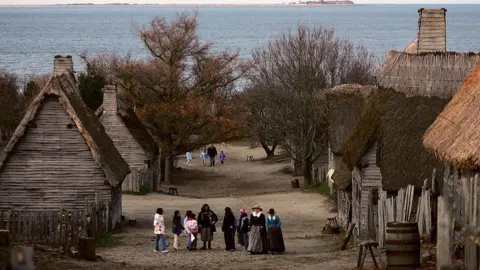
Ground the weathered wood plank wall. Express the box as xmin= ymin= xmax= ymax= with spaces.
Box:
xmin=101 ymin=87 xmax=152 ymax=192
xmin=358 ymin=142 xmax=382 ymax=240
xmin=417 ymin=8 xmax=447 ymax=53
xmin=0 ymin=96 xmax=111 ymax=211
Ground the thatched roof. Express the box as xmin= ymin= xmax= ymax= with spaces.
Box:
xmin=326 ymin=84 xmax=377 ymax=155
xmin=0 ymin=61 xmax=130 ymax=187
xmin=332 ymin=159 xmax=352 ymax=191
xmin=95 ymin=89 xmax=159 ymax=160
xmin=424 ymin=62 xmax=480 ymax=170
xmin=341 ymin=89 xmax=447 ymax=191
xmin=376 ymin=50 xmax=479 ymax=99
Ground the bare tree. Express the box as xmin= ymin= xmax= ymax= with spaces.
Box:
xmin=100 ymin=12 xmax=250 ymax=182
xmin=250 ymin=26 xmax=375 ymax=185
xmin=239 ymin=86 xmax=282 ymax=158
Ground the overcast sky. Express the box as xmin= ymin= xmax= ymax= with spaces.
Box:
xmin=0 ymin=0 xmax=478 ymax=5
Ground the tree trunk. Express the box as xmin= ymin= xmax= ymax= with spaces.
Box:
xmin=260 ymin=141 xmax=278 ymax=159
xmin=159 ymin=154 xmax=166 ymax=182
xmin=165 ymin=156 xmax=171 ymax=184
xmin=303 ymin=158 xmax=313 ymax=186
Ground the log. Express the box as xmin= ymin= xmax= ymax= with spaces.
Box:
xmin=291 ymin=179 xmax=300 ymax=189
xmin=341 ymin=223 xmax=355 ymax=250
xmin=78 ymin=237 xmax=96 ymax=261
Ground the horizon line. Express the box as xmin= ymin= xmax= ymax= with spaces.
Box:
xmin=0 ymin=2 xmax=478 ymax=6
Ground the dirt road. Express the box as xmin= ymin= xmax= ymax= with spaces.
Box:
xmin=38 ymin=145 xmax=362 ymax=269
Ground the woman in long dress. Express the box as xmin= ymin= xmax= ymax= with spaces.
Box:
xmin=222 ymin=207 xmax=236 ymax=251
xmin=266 ymin=208 xmax=285 ymax=253
xmin=247 ymin=205 xmax=268 ymax=254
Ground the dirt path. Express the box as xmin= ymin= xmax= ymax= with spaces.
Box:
xmin=38 ymin=145 xmax=365 ymax=269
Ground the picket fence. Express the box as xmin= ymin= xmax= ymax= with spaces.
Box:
xmin=0 ymin=201 xmax=110 ymax=250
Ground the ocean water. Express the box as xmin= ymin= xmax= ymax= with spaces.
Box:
xmin=1 ymin=4 xmax=480 ymax=74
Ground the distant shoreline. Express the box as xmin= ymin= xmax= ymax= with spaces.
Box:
xmin=0 ymin=3 xmax=356 ymax=8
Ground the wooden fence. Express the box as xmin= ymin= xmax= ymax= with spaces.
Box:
xmin=0 ymin=201 xmax=110 ymax=250
xmin=461 ymin=172 xmax=480 ymax=270
xmin=122 ymin=167 xmax=156 ymax=193
xmin=312 ymin=166 xmax=328 ymax=186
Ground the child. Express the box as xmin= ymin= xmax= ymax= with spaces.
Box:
xmin=185 ymin=213 xmax=198 ymax=251
xmin=219 ymin=151 xmax=226 ymax=164
xmin=153 ymin=208 xmax=168 ymax=253
xmin=172 ymin=210 xmax=184 ymax=250
xmin=186 ymin=151 xmax=193 ymax=167
xmin=184 ymin=210 xmax=192 ymax=247
xmin=200 ymin=151 xmax=207 ymax=166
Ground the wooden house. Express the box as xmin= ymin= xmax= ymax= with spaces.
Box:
xmin=340 ymin=50 xmax=478 ymax=241
xmin=0 ymin=56 xmax=130 ymax=227
xmin=95 ymin=85 xmax=159 ymax=192
xmin=423 ymin=62 xmax=480 ymax=269
xmin=325 ymin=84 xmax=376 ymax=228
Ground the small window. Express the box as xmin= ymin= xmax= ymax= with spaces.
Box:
xmin=66 ymin=123 xmax=74 ymax=129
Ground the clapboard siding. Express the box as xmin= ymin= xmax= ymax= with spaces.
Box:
xmin=418 ymin=9 xmax=446 ymax=53
xmin=0 ymin=96 xmax=111 ymax=211
xmin=358 ymin=142 xmax=382 ymax=240
xmin=101 ymin=88 xmax=150 ymax=190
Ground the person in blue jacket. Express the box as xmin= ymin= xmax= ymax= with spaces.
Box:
xmin=266 ymin=208 xmax=285 ymax=253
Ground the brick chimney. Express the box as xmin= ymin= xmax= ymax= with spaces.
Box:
xmin=103 ymin=84 xmax=118 ymax=113
xmin=53 ymin=55 xmax=74 ymax=76
xmin=417 ymin=8 xmax=447 ymax=53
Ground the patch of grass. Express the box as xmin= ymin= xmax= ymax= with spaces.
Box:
xmin=96 ymin=232 xmax=120 ymax=248
xmin=122 ymin=185 xmax=150 ymax=195
xmin=307 ymin=183 xmax=331 ymax=197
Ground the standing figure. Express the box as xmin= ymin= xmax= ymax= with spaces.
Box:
xmin=222 ymin=207 xmax=236 ymax=251
xmin=266 ymin=208 xmax=285 ymax=253
xmin=185 ymin=213 xmax=199 ymax=251
xmin=197 ymin=203 xmax=218 ymax=250
xmin=153 ymin=208 xmax=168 ymax=253
xmin=219 ymin=151 xmax=226 ymax=164
xmin=207 ymin=144 xmax=217 ymax=167
xmin=186 ymin=151 xmax=193 ymax=167
xmin=238 ymin=208 xmax=249 ymax=251
xmin=200 ymin=151 xmax=208 ymax=166
xmin=172 ymin=210 xmax=184 ymax=250
xmin=184 ymin=210 xmax=192 ymax=248
xmin=247 ymin=205 xmax=268 ymax=254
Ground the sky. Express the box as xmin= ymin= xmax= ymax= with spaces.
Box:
xmin=0 ymin=0 xmax=478 ymax=5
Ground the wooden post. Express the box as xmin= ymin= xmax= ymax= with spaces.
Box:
xmin=437 ymin=196 xmax=454 ymax=269
xmin=78 ymin=237 xmax=96 ymax=261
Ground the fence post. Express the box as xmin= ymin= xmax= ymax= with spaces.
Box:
xmin=437 ymin=196 xmax=454 ymax=268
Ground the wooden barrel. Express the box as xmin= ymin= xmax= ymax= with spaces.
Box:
xmin=385 ymin=222 xmax=420 ymax=270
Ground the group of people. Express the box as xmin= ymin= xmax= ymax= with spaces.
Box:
xmin=186 ymin=144 xmax=226 ymax=167
xmin=153 ymin=204 xmax=285 ymax=255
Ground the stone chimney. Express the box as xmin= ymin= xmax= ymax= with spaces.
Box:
xmin=103 ymin=84 xmax=118 ymax=113
xmin=53 ymin=55 xmax=74 ymax=76
xmin=417 ymin=8 xmax=447 ymax=53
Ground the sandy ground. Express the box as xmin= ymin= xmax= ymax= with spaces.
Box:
xmin=37 ymin=145 xmax=376 ymax=270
